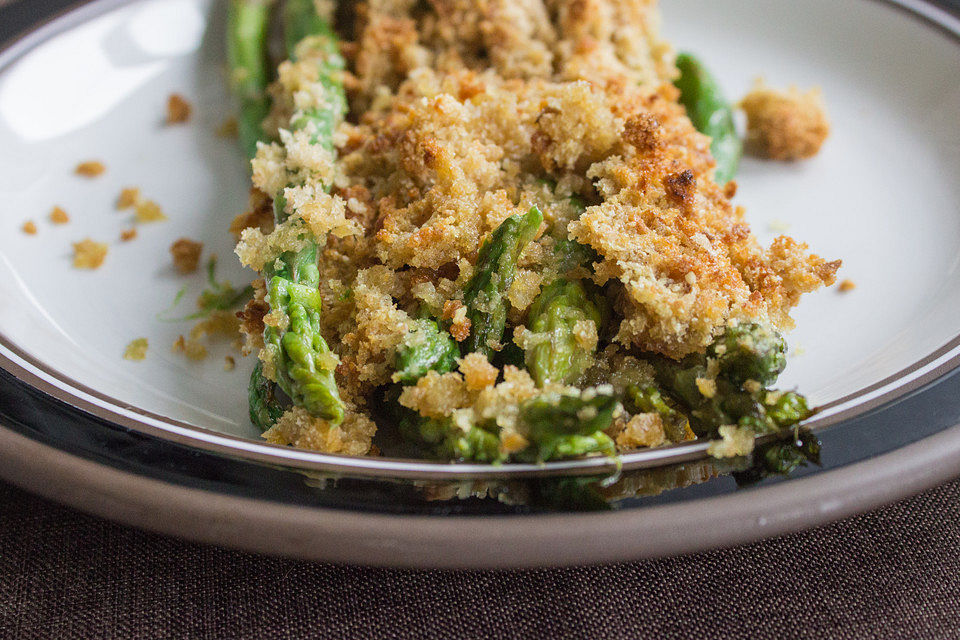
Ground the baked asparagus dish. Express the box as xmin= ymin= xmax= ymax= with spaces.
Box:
xmin=228 ymin=0 xmax=840 ymax=464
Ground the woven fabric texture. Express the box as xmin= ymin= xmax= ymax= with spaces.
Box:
xmin=1 ymin=478 xmax=960 ymax=639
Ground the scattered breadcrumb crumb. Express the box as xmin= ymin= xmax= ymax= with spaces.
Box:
xmin=169 ymin=237 xmax=203 ymax=274
xmin=166 ymin=94 xmax=192 ymax=124
xmin=117 ymin=188 xmax=141 ymax=210
xmin=616 ymin=413 xmax=666 ymax=449
xmin=173 ymin=335 xmax=206 ymax=360
xmin=740 ymin=81 xmax=830 ymax=161
xmin=459 ymin=352 xmax=498 ymax=390
xmin=216 ymin=116 xmax=239 ymax=138
xmin=72 ymin=238 xmax=108 ymax=269
xmin=224 ymin=355 xmax=236 ymax=371
xmin=173 ymin=311 xmax=243 ymax=361
xmin=839 ymin=279 xmax=856 ymax=292
xmin=123 ymin=338 xmax=148 ymax=361
xmin=707 ymin=425 xmax=756 ymax=458
xmin=120 ymin=228 xmax=138 ymax=242
xmin=21 ymin=221 xmax=37 ymax=235
xmin=49 ymin=206 xmax=70 ymax=225
xmin=75 ymin=161 xmax=106 ymax=177
xmin=134 ymin=199 xmax=168 ymax=223
xmin=695 ymin=377 xmax=717 ymax=399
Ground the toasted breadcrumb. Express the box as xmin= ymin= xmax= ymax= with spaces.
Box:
xmin=72 ymin=238 xmax=108 ymax=269
xmin=263 ymin=405 xmax=376 ymax=456
xmin=216 ymin=116 xmax=239 ymax=138
xmin=49 ymin=206 xmax=70 ymax=225
xmin=173 ymin=310 xmax=243 ymax=361
xmin=615 ymin=413 xmax=666 ymax=449
xmin=839 ymin=279 xmax=856 ymax=292
xmin=169 ymin=237 xmax=203 ymax=274
xmin=173 ymin=335 xmax=206 ymax=360
xmin=460 ymin=352 xmax=499 ymax=391
xmin=695 ymin=377 xmax=717 ymax=399
xmin=166 ymin=93 xmax=192 ymax=124
xmin=117 ymin=188 xmax=141 ymax=210
xmin=707 ymin=425 xmax=756 ymax=458
xmin=229 ymin=189 xmax=274 ymax=240
xmin=75 ymin=161 xmax=106 ymax=177
xmin=120 ymin=228 xmax=138 ymax=242
xmin=21 ymin=221 xmax=37 ymax=235
xmin=237 ymin=279 xmax=268 ymax=355
xmin=135 ymin=199 xmax=168 ymax=223
xmin=740 ymin=81 xmax=830 ymax=161
xmin=224 ymin=355 xmax=236 ymax=371
xmin=123 ymin=338 xmax=148 ymax=361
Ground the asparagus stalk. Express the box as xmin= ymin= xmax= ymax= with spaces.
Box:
xmin=243 ymin=1 xmax=347 ymax=424
xmin=227 ymin=0 xmax=288 ymax=429
xmin=462 ymin=206 xmax=543 ymax=359
xmin=517 ymin=390 xmax=618 ymax=462
xmin=393 ymin=320 xmax=460 ymax=385
xmin=227 ymin=0 xmax=273 ymax=160
xmin=651 ymin=324 xmax=810 ymax=437
xmin=674 ymin=52 xmax=743 ymax=185
xmin=399 ymin=389 xmax=618 ymax=464
xmin=249 ymin=361 xmax=286 ymax=431
xmin=524 ymin=279 xmax=605 ymax=386
xmin=398 ymin=414 xmax=503 ymax=463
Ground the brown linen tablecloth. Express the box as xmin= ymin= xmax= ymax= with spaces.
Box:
xmin=2 ymin=477 xmax=959 ymax=639
xmin=2 ymin=0 xmax=960 ymax=637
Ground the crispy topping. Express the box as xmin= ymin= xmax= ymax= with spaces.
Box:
xmin=166 ymin=93 xmax=193 ymax=124
xmin=740 ymin=81 xmax=830 ymax=161
xmin=72 ymin=238 xmax=108 ymax=269
xmin=169 ymin=237 xmax=204 ymax=274
xmin=49 ymin=206 xmax=70 ymax=225
xmin=75 ymin=161 xmax=106 ymax=177
xmin=123 ymin=338 xmax=149 ymax=361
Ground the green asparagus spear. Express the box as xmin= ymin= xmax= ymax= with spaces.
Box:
xmin=524 ymin=279 xmax=605 ymax=386
xmin=394 ymin=320 xmax=460 ymax=384
xmin=650 ymin=324 xmax=811 ymax=437
xmin=398 ymin=414 xmax=503 ymax=463
xmin=263 ymin=273 xmax=344 ymax=422
xmin=257 ymin=3 xmax=347 ymax=423
xmin=763 ymin=390 xmax=811 ymax=428
xmin=707 ymin=321 xmax=786 ymax=386
xmin=249 ymin=361 xmax=287 ymax=431
xmin=554 ymin=237 xmax=600 ymax=277
xmin=517 ymin=390 xmax=618 ymax=462
xmin=228 ymin=0 xmax=287 ymax=429
xmin=674 ymin=52 xmax=742 ymax=184
xmin=398 ymin=389 xmax=619 ymax=463
xmin=227 ymin=0 xmax=273 ymax=160
xmin=463 ymin=206 xmax=543 ymax=359
xmin=283 ymin=0 xmax=339 ymax=58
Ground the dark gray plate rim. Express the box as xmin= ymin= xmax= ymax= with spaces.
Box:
xmin=0 ymin=0 xmax=959 ymax=568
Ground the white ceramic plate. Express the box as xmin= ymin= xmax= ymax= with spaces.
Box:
xmin=1 ymin=0 xmax=960 ymax=568
xmin=0 ymin=0 xmax=959 ymax=468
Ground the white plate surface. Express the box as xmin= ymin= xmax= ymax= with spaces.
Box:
xmin=0 ymin=0 xmax=958 ymax=442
